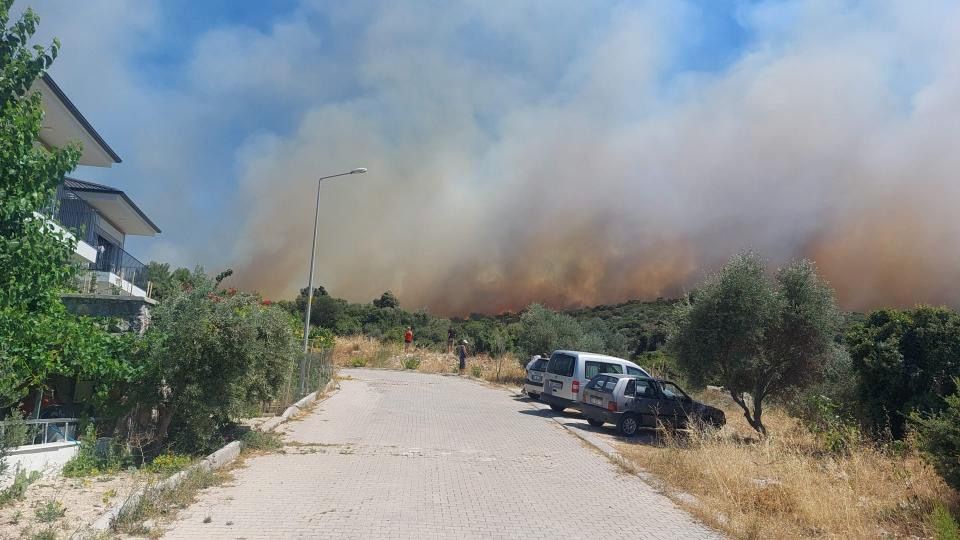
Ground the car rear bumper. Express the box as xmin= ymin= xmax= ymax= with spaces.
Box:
xmin=539 ymin=393 xmax=579 ymax=410
xmin=578 ymin=403 xmax=622 ymax=424
xmin=524 ymin=378 xmax=543 ymax=388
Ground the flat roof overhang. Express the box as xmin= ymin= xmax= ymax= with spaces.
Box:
xmin=33 ymin=75 xmax=121 ymax=168
xmin=71 ymin=188 xmax=161 ymax=236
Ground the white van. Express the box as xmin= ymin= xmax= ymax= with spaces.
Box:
xmin=538 ymin=350 xmax=650 ymax=412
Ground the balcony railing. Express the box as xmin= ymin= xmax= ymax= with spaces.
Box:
xmin=93 ymin=243 xmax=149 ymax=291
xmin=47 ymin=186 xmax=149 ymax=294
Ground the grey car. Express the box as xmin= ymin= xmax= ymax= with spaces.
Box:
xmin=578 ymin=374 xmax=725 ymax=436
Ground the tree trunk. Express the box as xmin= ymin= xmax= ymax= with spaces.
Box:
xmin=730 ymin=390 xmax=767 ymax=437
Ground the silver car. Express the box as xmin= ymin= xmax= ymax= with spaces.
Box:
xmin=523 ymin=355 xmax=548 ymax=399
xmin=579 ymin=373 xmax=725 ymax=436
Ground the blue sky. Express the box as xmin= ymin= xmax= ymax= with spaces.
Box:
xmin=16 ymin=1 xmax=960 ymax=312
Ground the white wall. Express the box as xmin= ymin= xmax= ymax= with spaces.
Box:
xmin=0 ymin=442 xmax=79 ymax=488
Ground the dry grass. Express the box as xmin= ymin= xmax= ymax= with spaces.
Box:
xmin=617 ymin=389 xmax=960 ymax=539
xmin=333 ymin=335 xmax=526 ymax=386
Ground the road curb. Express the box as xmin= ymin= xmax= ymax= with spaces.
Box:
xmin=73 ymin=377 xmax=339 ymax=539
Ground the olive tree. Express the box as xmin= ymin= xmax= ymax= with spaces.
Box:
xmin=671 ymin=253 xmax=840 ymax=436
xmin=137 ymin=271 xmax=300 ymax=453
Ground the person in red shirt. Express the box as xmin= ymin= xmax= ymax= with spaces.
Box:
xmin=404 ymin=327 xmax=414 ymax=352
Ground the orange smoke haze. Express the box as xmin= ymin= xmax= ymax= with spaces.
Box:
xmin=226 ymin=2 xmax=960 ymax=315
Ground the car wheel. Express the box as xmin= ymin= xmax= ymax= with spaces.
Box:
xmin=549 ymin=404 xmax=565 ymax=412
xmin=587 ymin=418 xmax=604 ymax=427
xmin=617 ymin=414 xmax=640 ymax=437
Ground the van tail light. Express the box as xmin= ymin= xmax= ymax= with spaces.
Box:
xmin=607 ymin=401 xmax=618 ymax=412
xmin=572 ymin=380 xmax=580 ymax=394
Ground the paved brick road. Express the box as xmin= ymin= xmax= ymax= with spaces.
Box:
xmin=163 ymin=369 xmax=719 ymax=539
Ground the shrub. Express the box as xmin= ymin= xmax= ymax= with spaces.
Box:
xmin=146 ymin=453 xmax=192 ymax=475
xmin=403 ymin=357 xmax=421 ymax=370
xmin=61 ymin=425 xmax=125 ymax=477
xmin=471 ymin=365 xmax=483 ymax=378
xmin=0 ymin=469 xmax=40 ymax=506
xmin=849 ymin=307 xmax=960 ymax=438
xmin=34 ymin=500 xmax=65 ymax=523
xmin=240 ymin=430 xmax=283 ymax=452
xmin=350 ymin=358 xmax=367 ymax=367
xmin=928 ymin=502 xmax=960 ymax=540
xmin=912 ymin=380 xmax=960 ymax=491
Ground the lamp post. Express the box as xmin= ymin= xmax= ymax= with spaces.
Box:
xmin=300 ymin=167 xmax=367 ymax=396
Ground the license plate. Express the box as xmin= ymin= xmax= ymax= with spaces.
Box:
xmin=590 ymin=396 xmax=602 ymax=405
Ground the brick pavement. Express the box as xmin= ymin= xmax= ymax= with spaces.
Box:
xmin=162 ymin=369 xmax=720 ymax=539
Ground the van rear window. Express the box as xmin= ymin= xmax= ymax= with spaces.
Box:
xmin=547 ymin=353 xmax=576 ymax=377
xmin=584 ymin=361 xmax=623 ymax=380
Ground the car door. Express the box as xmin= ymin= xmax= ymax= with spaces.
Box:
xmin=543 ymin=352 xmax=577 ymax=402
xmin=627 ymin=379 xmax=662 ymax=428
xmin=655 ymin=381 xmax=689 ymax=427
xmin=659 ymin=381 xmax=695 ymax=427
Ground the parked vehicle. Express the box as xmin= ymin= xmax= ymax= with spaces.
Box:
xmin=523 ymin=355 xmax=549 ymax=399
xmin=579 ymin=373 xmax=725 ymax=436
xmin=538 ymin=350 xmax=650 ymax=412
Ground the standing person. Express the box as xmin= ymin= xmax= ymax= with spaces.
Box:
xmin=404 ymin=327 xmax=414 ymax=352
xmin=447 ymin=326 xmax=456 ymax=353
xmin=457 ymin=339 xmax=469 ymax=374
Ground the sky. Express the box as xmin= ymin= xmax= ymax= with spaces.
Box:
xmin=16 ymin=0 xmax=960 ymax=314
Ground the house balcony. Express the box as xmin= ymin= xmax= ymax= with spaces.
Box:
xmin=46 ymin=187 xmax=151 ymax=299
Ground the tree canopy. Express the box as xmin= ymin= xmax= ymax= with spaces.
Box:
xmin=671 ymin=253 xmax=840 ymax=435
xmin=0 ymin=2 xmax=124 ymax=409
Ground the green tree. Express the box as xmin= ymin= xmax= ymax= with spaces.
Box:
xmin=373 ymin=290 xmax=400 ymax=309
xmin=911 ymin=380 xmax=960 ymax=491
xmin=847 ymin=306 xmax=960 ymax=438
xmin=0 ymin=2 xmax=124 ymax=409
xmin=671 ymin=253 xmax=840 ymax=436
xmin=137 ymin=271 xmax=299 ymax=453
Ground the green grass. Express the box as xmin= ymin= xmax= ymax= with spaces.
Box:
xmin=929 ymin=502 xmax=960 ymax=540
xmin=113 ymin=466 xmax=227 ymax=535
xmin=240 ymin=429 xmax=283 ymax=453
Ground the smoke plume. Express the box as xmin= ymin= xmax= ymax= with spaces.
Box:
xmin=228 ymin=1 xmax=960 ymax=315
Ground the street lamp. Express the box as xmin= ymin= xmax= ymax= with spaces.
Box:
xmin=300 ymin=167 xmax=367 ymax=396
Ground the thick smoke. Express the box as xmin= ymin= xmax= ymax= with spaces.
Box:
xmin=230 ymin=1 xmax=960 ymax=315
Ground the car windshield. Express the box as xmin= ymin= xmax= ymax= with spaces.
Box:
xmin=660 ymin=382 xmax=689 ymax=400
xmin=532 ymin=359 xmax=547 ymax=371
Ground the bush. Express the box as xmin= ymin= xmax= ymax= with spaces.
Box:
xmin=928 ymin=502 xmax=960 ymax=540
xmin=350 ymin=358 xmax=367 ymax=367
xmin=0 ymin=469 xmax=40 ymax=506
xmin=848 ymin=307 xmax=960 ymax=438
xmin=240 ymin=429 xmax=283 ymax=452
xmin=912 ymin=380 xmax=960 ymax=491
xmin=471 ymin=365 xmax=483 ymax=378
xmin=145 ymin=453 xmax=192 ymax=475
xmin=61 ymin=425 xmax=126 ymax=477
xmin=403 ymin=357 xmax=421 ymax=370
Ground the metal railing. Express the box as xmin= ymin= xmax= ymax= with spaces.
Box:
xmin=50 ymin=186 xmax=99 ymax=246
xmin=0 ymin=418 xmax=81 ymax=447
xmin=46 ymin=186 xmax=149 ymax=293
xmin=93 ymin=243 xmax=149 ymax=291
